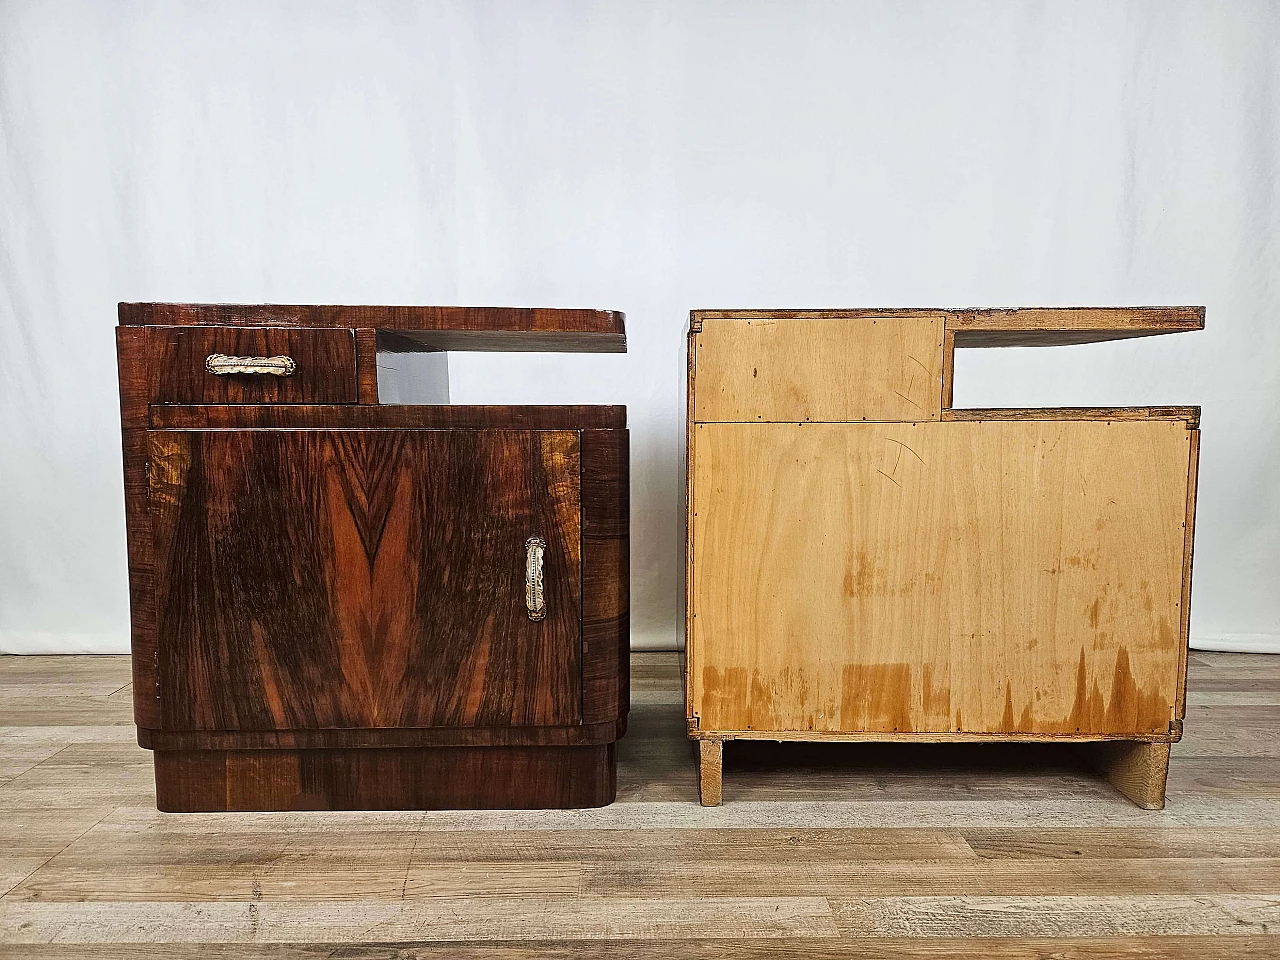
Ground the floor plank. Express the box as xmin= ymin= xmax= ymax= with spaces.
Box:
xmin=0 ymin=897 xmax=838 ymax=943
xmin=0 ymin=698 xmax=134 ymax=727
xmin=0 ymin=649 xmax=1276 ymax=952
xmin=1167 ymin=757 xmax=1280 ymax=797
xmin=962 ymin=826 xmax=1280 ymax=860
xmin=0 ymin=657 xmax=131 ymax=683
xmin=0 ymin=861 xmax=48 ymax=899
xmin=43 ymin=826 xmax=975 ymax=867
xmin=585 ymin=857 xmax=1280 ymax=897
xmin=0 ymin=743 xmax=66 ymax=780
xmin=832 ymin=894 xmax=1280 ymax=937
xmin=0 ymin=726 xmax=138 ymax=745
xmin=0 ymin=938 xmax=1278 ymax=959
xmin=5 ymin=861 xmax=587 ymax=903
xmin=0 ymin=807 xmax=117 ymax=860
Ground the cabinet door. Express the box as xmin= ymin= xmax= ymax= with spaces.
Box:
xmin=149 ymin=429 xmax=582 ymax=730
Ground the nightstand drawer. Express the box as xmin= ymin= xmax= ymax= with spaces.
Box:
xmin=151 ymin=327 xmax=357 ymax=404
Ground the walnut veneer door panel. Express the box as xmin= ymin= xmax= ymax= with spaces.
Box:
xmin=689 ymin=420 xmax=1193 ymax=736
xmin=149 ymin=429 xmax=582 ymax=730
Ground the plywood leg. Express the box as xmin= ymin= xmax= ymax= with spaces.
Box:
xmin=698 ymin=739 xmax=723 ymax=806
xmin=1096 ymin=741 xmax=1171 ymax=810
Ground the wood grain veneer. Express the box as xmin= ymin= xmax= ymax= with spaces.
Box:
xmin=115 ymin=327 xmax=160 ymax=727
xmin=354 ymin=327 xmax=380 ymax=403
xmin=149 ymin=429 xmax=582 ymax=731
xmin=149 ymin=404 xmax=628 ymax=430
xmin=137 ymin=721 xmax=624 ymax=750
xmin=149 ymin=327 xmax=357 ymax=404
xmin=581 ymin=429 xmax=630 ymax=727
xmin=153 ymin=745 xmax=616 ymax=811
xmin=115 ymin=303 xmax=629 ymax=810
xmin=120 ymin=303 xmax=627 ymax=352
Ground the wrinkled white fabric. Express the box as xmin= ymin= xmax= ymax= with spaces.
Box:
xmin=1 ymin=1 xmax=1277 ymax=653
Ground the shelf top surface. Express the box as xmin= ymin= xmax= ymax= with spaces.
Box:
xmin=118 ymin=303 xmax=627 ymax=353
xmin=689 ymin=306 xmax=1204 ymax=347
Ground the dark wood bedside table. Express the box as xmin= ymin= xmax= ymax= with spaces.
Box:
xmin=116 ymin=304 xmax=629 ymax=811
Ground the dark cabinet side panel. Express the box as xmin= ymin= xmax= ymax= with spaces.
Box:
xmin=149 ymin=429 xmax=582 ymax=730
xmin=581 ymin=429 xmax=629 ymax=725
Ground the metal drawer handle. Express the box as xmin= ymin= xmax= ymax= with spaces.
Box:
xmin=525 ymin=537 xmax=546 ymax=621
xmin=205 ymin=354 xmax=297 ymax=376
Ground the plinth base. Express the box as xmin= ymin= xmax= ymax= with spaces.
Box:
xmin=153 ymin=744 xmax=616 ymax=812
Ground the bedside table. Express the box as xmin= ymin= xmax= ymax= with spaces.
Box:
xmin=684 ymin=307 xmax=1202 ymax=808
xmin=116 ymin=304 xmax=628 ymax=811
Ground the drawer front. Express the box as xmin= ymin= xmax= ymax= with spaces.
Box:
xmin=148 ymin=428 xmax=583 ymax=731
xmin=151 ymin=327 xmax=357 ymax=404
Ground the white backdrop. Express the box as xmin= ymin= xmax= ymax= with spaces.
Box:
xmin=1 ymin=1 xmax=1277 ymax=654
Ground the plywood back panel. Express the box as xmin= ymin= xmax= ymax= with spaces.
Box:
xmin=692 ymin=316 xmax=944 ymax=423
xmin=688 ymin=420 xmax=1194 ymax=737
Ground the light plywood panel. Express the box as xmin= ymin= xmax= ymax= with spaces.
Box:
xmin=689 ymin=420 xmax=1193 ymax=737
xmin=692 ymin=316 xmax=943 ymax=423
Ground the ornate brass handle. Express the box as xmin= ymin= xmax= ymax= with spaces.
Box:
xmin=525 ymin=537 xmax=546 ymax=621
xmin=205 ymin=354 xmax=297 ymax=376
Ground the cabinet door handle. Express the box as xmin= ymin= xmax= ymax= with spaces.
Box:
xmin=525 ymin=536 xmax=547 ymax=621
xmin=205 ymin=354 xmax=297 ymax=376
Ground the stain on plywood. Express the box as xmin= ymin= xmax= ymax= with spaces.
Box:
xmin=840 ymin=664 xmax=914 ymax=732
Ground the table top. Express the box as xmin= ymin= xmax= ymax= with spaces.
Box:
xmin=689 ymin=306 xmax=1204 ymax=347
xmin=118 ymin=303 xmax=627 ymax=353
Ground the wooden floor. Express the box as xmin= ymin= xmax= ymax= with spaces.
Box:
xmin=0 ymin=652 xmax=1278 ymax=958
